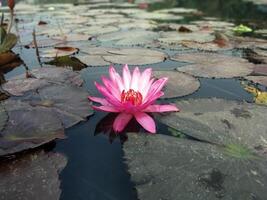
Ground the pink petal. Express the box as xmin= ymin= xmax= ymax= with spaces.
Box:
xmin=130 ymin=67 xmax=140 ymax=91
xmin=140 ymin=91 xmax=165 ymax=110
xmin=134 ymin=112 xmax=156 ymax=133
xmin=141 ymin=78 xmax=154 ymax=99
xmin=101 ymin=76 xmax=121 ymax=100
xmin=143 ymin=104 xmax=179 ymax=112
xmin=123 ymin=64 xmax=131 ymax=91
xmin=109 ymin=65 xmax=125 ymax=92
xmin=95 ymin=82 xmax=122 ymax=107
xmin=88 ymin=96 xmax=110 ymax=106
xmin=144 ymin=77 xmax=168 ymax=102
xmin=113 ymin=113 xmax=133 ymax=132
xmin=92 ymin=105 xmax=120 ymax=112
xmin=139 ymin=68 xmax=152 ymax=94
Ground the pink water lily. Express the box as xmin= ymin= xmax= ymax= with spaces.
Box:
xmin=88 ymin=64 xmax=179 ymax=133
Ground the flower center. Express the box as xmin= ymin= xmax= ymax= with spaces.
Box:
xmin=121 ymin=89 xmax=143 ymax=105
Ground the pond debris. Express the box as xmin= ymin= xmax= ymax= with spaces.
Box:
xmin=242 ymin=84 xmax=267 ymax=105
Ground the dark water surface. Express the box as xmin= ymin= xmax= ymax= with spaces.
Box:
xmin=1 ymin=0 xmax=266 ymax=199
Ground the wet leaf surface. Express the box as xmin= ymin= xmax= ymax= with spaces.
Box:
xmin=173 ymin=52 xmax=254 ymax=78
xmin=103 ymin=48 xmax=167 ymax=65
xmin=158 ymin=98 xmax=267 ymax=149
xmin=124 ymin=133 xmax=267 ymax=200
xmin=0 ymin=150 xmax=67 ymax=200
xmin=0 ymin=100 xmax=65 ymax=156
xmin=153 ymin=70 xmax=200 ymax=98
xmin=40 ymin=46 xmax=79 ymax=58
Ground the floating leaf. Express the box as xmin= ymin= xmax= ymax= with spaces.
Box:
xmin=52 ymin=33 xmax=91 ymax=42
xmin=75 ymin=55 xmax=110 ymax=66
xmin=246 ymin=76 xmax=267 ymax=87
xmin=130 ymin=12 xmax=184 ymax=21
xmin=0 ymin=150 xmax=67 ymax=199
xmin=233 ymin=24 xmax=253 ymax=34
xmin=172 ymin=52 xmax=254 ymax=78
xmin=251 ymin=64 xmax=267 ymax=76
xmin=158 ymin=31 xmax=215 ymax=44
xmin=0 ymin=100 xmax=65 ymax=156
xmin=103 ymin=48 xmax=167 ymax=65
xmin=40 ymin=46 xmax=78 ymax=58
xmin=124 ymin=133 xmax=267 ymax=200
xmin=158 ymin=98 xmax=267 ymax=149
xmin=153 ymin=70 xmax=200 ymax=98
xmin=29 ymin=84 xmax=93 ymax=128
xmin=97 ymin=30 xmax=159 ymax=46
xmin=2 ymin=78 xmax=49 ymax=96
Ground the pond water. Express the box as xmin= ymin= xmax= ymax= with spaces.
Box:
xmin=0 ymin=0 xmax=267 ymax=200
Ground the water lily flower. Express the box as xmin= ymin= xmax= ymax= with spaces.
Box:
xmin=88 ymin=64 xmax=179 ymax=133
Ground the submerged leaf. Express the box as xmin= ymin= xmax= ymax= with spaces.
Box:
xmin=0 ymin=104 xmax=8 ymax=132
xmin=45 ymin=56 xmax=87 ymax=71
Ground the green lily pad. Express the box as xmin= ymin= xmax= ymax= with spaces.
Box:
xmin=0 ymin=150 xmax=67 ymax=199
xmin=124 ymin=133 xmax=267 ymax=200
xmin=75 ymin=55 xmax=110 ymax=66
xmin=103 ymin=48 xmax=167 ymax=65
xmin=0 ymin=100 xmax=65 ymax=156
xmin=153 ymin=70 xmax=200 ymax=98
xmin=130 ymin=12 xmax=184 ymax=21
xmin=172 ymin=52 xmax=254 ymax=78
xmin=45 ymin=56 xmax=87 ymax=71
xmin=158 ymin=98 xmax=267 ymax=150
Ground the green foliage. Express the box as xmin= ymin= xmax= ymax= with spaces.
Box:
xmin=0 ymin=27 xmax=17 ymax=54
xmin=223 ymin=143 xmax=257 ymax=159
xmin=233 ymin=24 xmax=253 ymax=34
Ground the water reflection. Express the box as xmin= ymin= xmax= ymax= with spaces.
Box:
xmin=95 ymin=113 xmax=141 ymax=144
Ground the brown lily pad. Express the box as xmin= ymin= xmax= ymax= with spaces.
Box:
xmin=153 ymin=70 xmax=200 ymax=98
xmin=0 ymin=150 xmax=67 ymax=200
xmin=0 ymin=52 xmax=19 ymax=66
xmin=40 ymin=46 xmax=78 ymax=58
xmin=0 ymin=100 xmax=65 ymax=156
xmin=173 ymin=52 xmax=254 ymax=78
xmin=251 ymin=64 xmax=267 ymax=76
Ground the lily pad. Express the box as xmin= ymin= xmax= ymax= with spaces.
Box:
xmin=0 ymin=100 xmax=65 ymax=156
xmin=76 ymin=55 xmax=110 ymax=66
xmin=246 ymin=76 xmax=267 ymax=87
xmin=40 ymin=46 xmax=78 ymax=58
xmin=158 ymin=98 xmax=267 ymax=149
xmin=251 ymin=64 xmax=267 ymax=76
xmin=0 ymin=150 xmax=67 ymax=200
xmin=153 ymin=70 xmax=200 ymax=98
xmin=0 ymin=52 xmax=19 ymax=66
xmin=2 ymin=78 xmax=49 ymax=96
xmin=103 ymin=48 xmax=167 ymax=65
xmin=52 ymin=33 xmax=91 ymax=42
xmin=29 ymin=84 xmax=93 ymax=128
xmin=158 ymin=31 xmax=215 ymax=44
xmin=124 ymin=133 xmax=267 ymax=200
xmin=97 ymin=30 xmax=159 ymax=46
xmin=173 ymin=52 xmax=254 ymax=78
xmin=130 ymin=12 xmax=184 ymax=21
